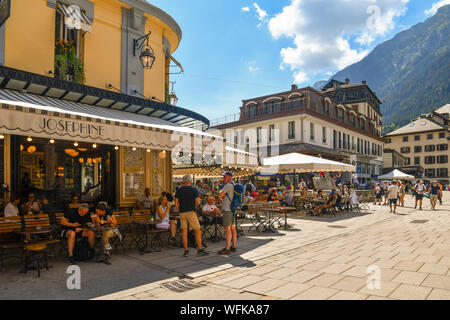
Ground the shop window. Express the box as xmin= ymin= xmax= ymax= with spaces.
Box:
xmin=17 ymin=136 xmax=111 ymax=210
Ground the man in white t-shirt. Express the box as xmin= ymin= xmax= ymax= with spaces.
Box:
xmin=137 ymin=187 xmax=155 ymax=213
xmin=387 ymin=180 xmax=399 ymax=214
xmin=414 ymin=180 xmax=426 ymax=210
xmin=4 ymin=197 xmax=20 ymax=217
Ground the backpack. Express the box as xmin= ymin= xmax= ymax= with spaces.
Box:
xmin=226 ymin=183 xmax=244 ymax=214
xmin=73 ymin=238 xmax=94 ymax=261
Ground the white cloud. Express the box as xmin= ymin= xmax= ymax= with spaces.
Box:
xmin=253 ymin=3 xmax=268 ymax=22
xmin=241 ymin=6 xmax=250 ymax=12
xmin=267 ymin=0 xmax=409 ymax=84
xmin=248 ymin=61 xmax=260 ymax=73
xmin=425 ymin=0 xmax=450 ymax=15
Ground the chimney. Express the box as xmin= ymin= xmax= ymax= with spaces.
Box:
xmin=291 ymin=84 xmax=298 ymax=91
xmin=362 ymin=80 xmax=367 ymax=85
xmin=345 ymin=78 xmax=350 ymax=84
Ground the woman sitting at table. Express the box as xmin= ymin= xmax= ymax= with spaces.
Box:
xmin=156 ymin=195 xmax=177 ymax=246
xmin=309 ymin=190 xmax=337 ymax=216
xmin=267 ymin=188 xmax=279 ymax=202
xmin=92 ymin=202 xmax=117 ymax=256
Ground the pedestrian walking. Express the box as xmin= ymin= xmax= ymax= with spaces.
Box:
xmin=414 ymin=180 xmax=426 ymax=210
xmin=387 ymin=180 xmax=399 ymax=213
xmin=428 ymin=181 xmax=440 ymax=211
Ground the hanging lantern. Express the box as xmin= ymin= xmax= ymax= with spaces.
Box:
xmin=27 ymin=146 xmax=36 ymax=154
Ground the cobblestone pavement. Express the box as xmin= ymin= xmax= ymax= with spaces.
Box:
xmin=95 ymin=192 xmax=450 ymax=300
xmin=1 ymin=193 xmax=448 ymax=300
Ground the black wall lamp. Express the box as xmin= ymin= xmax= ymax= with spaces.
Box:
xmin=134 ymin=31 xmax=156 ymax=70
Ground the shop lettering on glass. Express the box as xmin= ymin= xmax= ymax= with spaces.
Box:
xmin=39 ymin=118 xmax=105 ymax=137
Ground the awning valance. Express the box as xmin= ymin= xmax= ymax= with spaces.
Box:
xmin=0 ymin=88 xmax=216 ymax=150
xmin=57 ymin=2 xmax=92 ymax=33
xmin=0 ymin=89 xmax=258 ymax=169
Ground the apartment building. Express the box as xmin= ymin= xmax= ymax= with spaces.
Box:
xmin=384 ymin=104 xmax=450 ymax=185
xmin=212 ymin=79 xmax=384 ymax=184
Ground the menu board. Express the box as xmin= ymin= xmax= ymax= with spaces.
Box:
xmin=123 ymin=147 xmax=145 ymax=197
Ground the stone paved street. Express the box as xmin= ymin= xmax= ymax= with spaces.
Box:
xmin=1 ymin=193 xmax=449 ymax=300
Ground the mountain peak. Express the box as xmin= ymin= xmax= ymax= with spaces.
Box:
xmin=330 ymin=5 xmax=450 ymax=133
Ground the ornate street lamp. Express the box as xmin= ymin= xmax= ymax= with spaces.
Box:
xmin=134 ymin=31 xmax=155 ymax=70
xmin=169 ymin=81 xmax=178 ymax=106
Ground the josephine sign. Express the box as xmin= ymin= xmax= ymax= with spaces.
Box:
xmin=39 ymin=118 xmax=105 ymax=136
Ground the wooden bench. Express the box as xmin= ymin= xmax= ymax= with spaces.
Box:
xmin=22 ymin=214 xmax=60 ymax=256
xmin=0 ymin=217 xmax=24 ymax=270
xmin=111 ymin=211 xmax=132 ymax=253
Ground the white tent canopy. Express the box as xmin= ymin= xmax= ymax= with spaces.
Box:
xmin=262 ymin=153 xmax=355 ymax=173
xmin=377 ymin=169 xmax=415 ymax=180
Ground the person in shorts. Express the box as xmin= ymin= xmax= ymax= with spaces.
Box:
xmin=414 ymin=180 xmax=426 ymax=210
xmin=374 ymin=182 xmax=382 ymax=205
xmin=428 ymin=181 xmax=440 ymax=211
xmin=60 ymin=203 xmax=95 ymax=264
xmin=217 ymin=172 xmax=237 ymax=255
xmin=387 ymin=180 xmax=399 ymax=213
xmin=175 ymin=175 xmax=209 ymax=258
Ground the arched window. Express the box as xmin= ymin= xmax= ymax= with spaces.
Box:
xmin=247 ymin=104 xmax=257 ymax=118
xmin=264 ymin=98 xmax=282 ymax=114
xmin=287 ymin=94 xmax=303 ymax=110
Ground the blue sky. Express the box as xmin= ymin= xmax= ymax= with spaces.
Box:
xmin=149 ymin=0 xmax=447 ymax=123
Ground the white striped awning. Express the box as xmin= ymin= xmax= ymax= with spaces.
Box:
xmin=57 ymin=2 xmax=92 ymax=33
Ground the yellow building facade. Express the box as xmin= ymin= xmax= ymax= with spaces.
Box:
xmin=0 ymin=0 xmax=212 ymax=210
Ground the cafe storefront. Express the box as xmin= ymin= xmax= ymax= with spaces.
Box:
xmin=0 ymin=67 xmax=224 ymax=211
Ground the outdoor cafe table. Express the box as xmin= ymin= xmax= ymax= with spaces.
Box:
xmin=275 ymin=206 xmax=297 ymax=230
xmin=260 ymin=208 xmax=278 ymax=233
xmin=204 ymin=212 xmax=223 ymax=242
xmin=84 ymin=224 xmax=115 ymax=265
xmin=133 ymin=220 xmax=159 ymax=255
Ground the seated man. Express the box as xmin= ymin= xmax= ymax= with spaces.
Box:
xmin=202 ymin=196 xmax=222 ymax=224
xmin=91 ymin=202 xmax=118 ymax=256
xmin=310 ymin=190 xmax=337 ymax=216
xmin=60 ymin=203 xmax=95 ymax=264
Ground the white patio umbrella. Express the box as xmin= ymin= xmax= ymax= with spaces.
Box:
xmin=262 ymin=153 xmax=356 ymax=173
xmin=261 ymin=153 xmax=355 ymax=194
xmin=377 ymin=169 xmax=415 ymax=181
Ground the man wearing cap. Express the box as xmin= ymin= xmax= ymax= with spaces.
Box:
xmin=175 ymin=175 xmax=209 ymax=257
xmin=217 ymin=172 xmax=237 ymax=255
xmin=61 ymin=203 xmax=95 ymax=265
